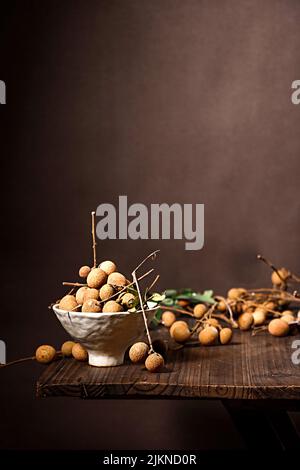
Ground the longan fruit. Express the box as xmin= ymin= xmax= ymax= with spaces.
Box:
xmin=87 ymin=268 xmax=107 ymax=289
xmin=227 ymin=288 xmax=246 ymax=301
xmin=61 ymin=341 xmax=75 ymax=357
xmin=83 ymin=288 xmax=99 ymax=302
xmin=193 ymin=304 xmax=207 ymax=318
xmin=129 ymin=342 xmax=149 ymax=363
xmin=35 ymin=345 xmax=56 ymax=364
xmin=172 ymin=323 xmax=191 ymax=343
xmin=145 ymin=352 xmax=164 ymax=372
xmin=206 ymin=318 xmax=220 ymax=328
xmin=99 ymin=260 xmax=117 ymax=276
xmin=121 ymin=292 xmax=136 ymax=309
xmin=281 ymin=313 xmax=295 ymax=325
xmin=271 ymin=268 xmax=290 ymax=286
xmin=76 ymin=286 xmax=88 ymax=305
xmin=217 ymin=300 xmax=227 ymax=312
xmin=82 ymin=298 xmax=101 ymax=312
xmin=162 ymin=311 xmax=176 ymax=327
xmin=177 ymin=299 xmax=189 ymax=308
xmin=102 ymin=300 xmax=123 ymax=313
xmin=268 ymin=318 xmax=289 ymax=337
xmin=219 ymin=328 xmax=233 ymax=345
xmin=170 ymin=321 xmax=189 ymax=338
xmin=107 ymin=272 xmax=127 ymax=287
xmin=58 ymin=295 xmax=79 ymax=312
xmin=242 ymin=301 xmax=255 ymax=313
xmin=79 ymin=265 xmax=91 ymax=278
xmin=252 ymin=308 xmax=267 ymax=326
xmin=238 ymin=312 xmax=254 ymax=331
xmin=72 ymin=343 xmax=88 ymax=361
xmin=99 ymin=284 xmax=115 ymax=301
xmin=233 ymin=302 xmax=243 ymax=315
xmin=264 ymin=301 xmax=277 ymax=311
xmin=199 ymin=326 xmax=218 ymax=346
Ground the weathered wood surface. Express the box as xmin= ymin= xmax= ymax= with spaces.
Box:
xmin=37 ymin=329 xmax=300 ymax=400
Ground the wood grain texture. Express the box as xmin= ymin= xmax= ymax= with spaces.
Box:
xmin=37 ymin=329 xmax=300 ymax=400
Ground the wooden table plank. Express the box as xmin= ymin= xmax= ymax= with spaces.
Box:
xmin=36 ymin=329 xmax=300 ymax=400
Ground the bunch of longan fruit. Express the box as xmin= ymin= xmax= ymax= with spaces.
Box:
xmin=58 ymin=260 xmax=136 ymax=314
xmin=35 ymin=341 xmax=88 ymax=364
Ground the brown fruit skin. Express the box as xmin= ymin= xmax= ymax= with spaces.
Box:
xmin=193 ymin=304 xmax=207 ymax=318
xmin=281 ymin=313 xmax=295 ymax=325
xmin=99 ymin=284 xmax=115 ymax=301
xmin=61 ymin=341 xmax=75 ymax=357
xmin=268 ymin=318 xmax=289 ymax=337
xmin=170 ymin=321 xmax=189 ymax=338
xmin=238 ymin=312 xmax=254 ymax=331
xmin=129 ymin=342 xmax=149 ymax=363
xmin=76 ymin=286 xmax=88 ymax=304
xmin=177 ymin=299 xmax=189 ymax=308
xmin=72 ymin=343 xmax=88 ymax=361
xmin=83 ymin=288 xmax=99 ymax=302
xmin=161 ymin=311 xmax=176 ymax=327
xmin=199 ymin=327 xmax=218 ymax=346
xmin=99 ymin=260 xmax=117 ymax=275
xmin=242 ymin=301 xmax=255 ymax=313
xmin=271 ymin=268 xmax=290 ymax=286
xmin=264 ymin=301 xmax=277 ymax=311
xmin=79 ymin=265 xmax=91 ymax=278
xmin=102 ymin=300 xmax=123 ymax=313
xmin=227 ymin=288 xmax=246 ymax=301
xmin=82 ymin=299 xmax=101 ymax=313
xmin=252 ymin=308 xmax=267 ymax=326
xmin=35 ymin=345 xmax=56 ymax=364
xmin=87 ymin=268 xmax=107 ymax=289
xmin=145 ymin=353 xmax=164 ymax=372
xmin=219 ymin=328 xmax=233 ymax=345
xmin=172 ymin=323 xmax=190 ymax=343
xmin=217 ymin=300 xmax=227 ymax=312
xmin=121 ymin=293 xmax=136 ymax=309
xmin=206 ymin=318 xmax=220 ymax=328
xmin=107 ymin=272 xmax=127 ymax=287
xmin=58 ymin=295 xmax=79 ymax=312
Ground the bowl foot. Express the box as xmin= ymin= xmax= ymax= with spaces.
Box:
xmin=88 ymin=351 xmax=124 ymax=367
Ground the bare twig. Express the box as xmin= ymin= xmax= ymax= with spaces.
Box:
xmin=62 ymin=282 xmax=87 ymax=287
xmin=92 ymin=211 xmax=97 ymax=268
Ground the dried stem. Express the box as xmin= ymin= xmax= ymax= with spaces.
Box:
xmin=91 ymin=211 xmax=97 ymax=268
xmin=98 ymin=269 xmax=154 ymax=304
xmin=257 ymin=254 xmax=286 ymax=285
xmin=62 ymin=282 xmax=87 ymax=287
xmin=159 ymin=305 xmax=194 ymax=317
xmin=131 ymin=251 xmax=160 ymax=354
xmin=0 ymin=356 xmax=35 ymax=368
xmin=215 ymin=295 xmax=238 ymax=328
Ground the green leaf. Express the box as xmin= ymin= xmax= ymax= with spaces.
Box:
xmin=163 ymin=289 xmax=177 ymax=298
xmin=161 ymin=298 xmax=175 ymax=306
xmin=150 ymin=293 xmax=165 ymax=302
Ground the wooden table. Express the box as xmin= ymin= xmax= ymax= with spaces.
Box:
xmin=37 ymin=329 xmax=300 ymax=449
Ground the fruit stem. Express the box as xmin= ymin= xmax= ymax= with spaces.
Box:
xmin=215 ymin=296 xmax=238 ymax=328
xmin=62 ymin=282 xmax=87 ymax=287
xmin=257 ymin=254 xmax=287 ymax=285
xmin=0 ymin=356 xmax=35 ymax=368
xmin=98 ymin=269 xmax=154 ymax=304
xmin=91 ymin=211 xmax=97 ymax=268
xmin=160 ymin=305 xmax=194 ymax=317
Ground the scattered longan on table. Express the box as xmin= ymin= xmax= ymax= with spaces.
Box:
xmin=252 ymin=307 xmax=267 ymax=326
xmin=177 ymin=299 xmax=189 ymax=308
xmin=219 ymin=328 xmax=233 ymax=345
xmin=268 ymin=318 xmax=289 ymax=337
xmin=238 ymin=312 xmax=254 ymax=331
xmin=172 ymin=322 xmax=191 ymax=343
xmin=99 ymin=284 xmax=115 ymax=301
xmin=206 ymin=318 xmax=220 ymax=328
xmin=72 ymin=343 xmax=88 ymax=361
xmin=281 ymin=312 xmax=295 ymax=324
xmin=35 ymin=345 xmax=56 ymax=364
xmin=99 ymin=260 xmax=117 ymax=276
xmin=59 ymin=295 xmax=79 ymax=312
xmin=145 ymin=352 xmax=164 ymax=372
xmin=161 ymin=311 xmax=176 ymax=327
xmin=76 ymin=286 xmax=88 ymax=304
xmin=102 ymin=300 xmax=123 ymax=313
xmin=79 ymin=265 xmax=91 ymax=278
xmin=193 ymin=303 xmax=207 ymax=318
xmin=170 ymin=321 xmax=189 ymax=338
xmin=227 ymin=288 xmax=246 ymax=301
xmin=107 ymin=272 xmax=127 ymax=287
xmin=129 ymin=342 xmax=149 ymax=364
xmin=87 ymin=268 xmax=107 ymax=289
xmin=83 ymin=288 xmax=99 ymax=302
xmin=199 ymin=326 xmax=218 ymax=346
xmin=61 ymin=341 xmax=75 ymax=357
xmin=217 ymin=300 xmax=227 ymax=312
xmin=82 ymin=299 xmax=101 ymax=313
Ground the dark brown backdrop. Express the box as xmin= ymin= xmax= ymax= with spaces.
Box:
xmin=1 ymin=0 xmax=300 ymax=450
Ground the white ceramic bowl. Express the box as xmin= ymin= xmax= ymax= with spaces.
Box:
xmin=53 ymin=304 xmax=157 ymax=367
